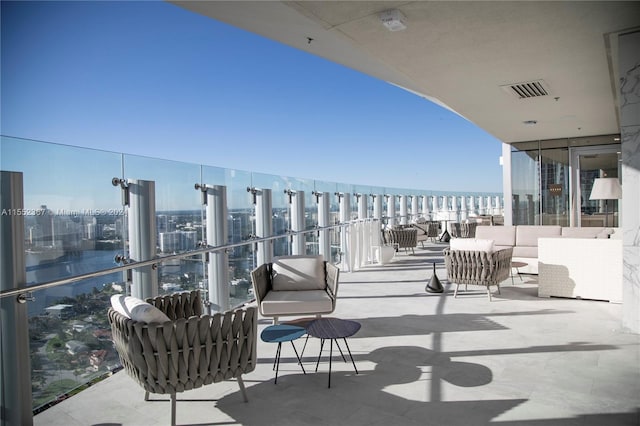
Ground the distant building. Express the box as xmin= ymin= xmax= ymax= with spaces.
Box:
xmin=89 ymin=349 xmax=107 ymax=369
xmin=45 ymin=304 xmax=74 ymax=319
xmin=93 ymin=329 xmax=112 ymax=341
xmin=66 ymin=340 xmax=89 ymax=355
xmin=159 ymin=231 xmax=180 ymax=252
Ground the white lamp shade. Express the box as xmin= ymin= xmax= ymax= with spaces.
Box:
xmin=589 ymin=177 xmax=622 ymax=200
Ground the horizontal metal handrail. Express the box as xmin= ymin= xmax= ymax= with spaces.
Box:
xmin=0 ymin=221 xmax=373 ymax=300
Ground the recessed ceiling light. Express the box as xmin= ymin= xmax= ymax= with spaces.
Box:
xmin=523 ymin=120 xmax=537 ymax=126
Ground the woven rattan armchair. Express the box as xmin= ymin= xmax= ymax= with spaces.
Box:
xmin=443 ymin=247 xmax=513 ymax=301
xmin=413 ymin=222 xmax=440 ymax=245
xmin=108 ymin=291 xmax=257 ymax=426
xmin=385 ymin=227 xmax=418 ymax=254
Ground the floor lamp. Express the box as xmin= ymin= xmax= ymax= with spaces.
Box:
xmin=589 ymin=177 xmax=622 ymax=227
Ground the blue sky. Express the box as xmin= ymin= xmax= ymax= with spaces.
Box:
xmin=1 ymin=1 xmax=503 ymax=193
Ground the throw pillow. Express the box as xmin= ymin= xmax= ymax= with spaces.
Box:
xmin=272 ymin=255 xmax=326 ymax=291
xmin=110 ymin=295 xmax=170 ymax=324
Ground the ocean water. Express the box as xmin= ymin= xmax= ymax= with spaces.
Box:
xmin=26 ymin=249 xmax=122 ymax=315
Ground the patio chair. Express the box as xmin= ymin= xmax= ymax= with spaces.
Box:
xmin=443 ymin=242 xmax=513 ymax=301
xmin=108 ymin=290 xmax=257 ymax=426
xmin=413 ymin=221 xmax=440 ymax=244
xmin=449 ymin=222 xmax=461 ymax=238
xmin=250 ymin=255 xmax=339 ymax=324
xmin=385 ymin=227 xmax=418 ymax=254
xmin=460 ymin=222 xmax=478 ymax=238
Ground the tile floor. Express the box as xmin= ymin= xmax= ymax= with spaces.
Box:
xmin=34 ymin=243 xmax=640 ymax=426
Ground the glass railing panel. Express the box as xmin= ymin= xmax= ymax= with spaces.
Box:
xmin=335 ymin=183 xmax=357 ymax=219
xmin=285 ymin=177 xmax=317 ymax=255
xmin=251 ymin=172 xmax=289 ymax=253
xmin=122 ymin=154 xmax=203 ymax=295
xmin=29 ymin=277 xmax=124 ymax=412
xmin=202 ymin=166 xmax=254 ymax=307
xmin=313 ymin=179 xmax=338 ymax=195
xmin=1 ymin=137 xmax=125 ymax=315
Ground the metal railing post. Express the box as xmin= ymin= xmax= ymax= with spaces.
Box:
xmin=411 ymin=195 xmax=419 ymax=222
xmin=1 ymin=171 xmax=33 ymax=426
xmin=206 ymin=185 xmax=230 ymax=312
xmin=421 ymin=195 xmax=430 ymax=220
xmin=290 ymin=190 xmax=305 ymax=255
xmin=372 ymin=194 xmax=383 ymax=222
xmin=317 ymin=192 xmax=331 ymax=261
xmin=460 ymin=196 xmax=469 ymax=221
xmin=338 ymin=193 xmax=351 ymax=270
xmin=386 ymin=195 xmax=396 ymax=227
xmin=128 ymin=179 xmax=158 ymax=299
xmin=256 ymin=188 xmax=273 ymax=265
xmin=356 ymin=193 xmax=368 ymax=220
xmin=399 ymin=195 xmax=408 ymax=225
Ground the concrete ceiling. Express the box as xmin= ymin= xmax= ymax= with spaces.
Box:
xmin=172 ymin=1 xmax=640 ymax=144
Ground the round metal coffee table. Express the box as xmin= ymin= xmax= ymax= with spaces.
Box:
xmin=511 ymin=261 xmax=527 ymax=285
xmin=306 ymin=318 xmax=361 ymax=388
xmin=260 ymin=324 xmax=307 ymax=384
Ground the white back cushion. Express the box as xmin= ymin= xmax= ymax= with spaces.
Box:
xmin=110 ymin=295 xmax=170 ymax=324
xmin=272 ymin=255 xmax=326 ymax=291
xmin=449 ymin=238 xmax=495 ymax=252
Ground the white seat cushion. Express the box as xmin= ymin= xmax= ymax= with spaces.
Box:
xmin=260 ymin=290 xmax=333 ymax=316
xmin=110 ymin=295 xmax=170 ymax=324
xmin=449 ymin=238 xmax=495 ymax=252
xmin=272 ymin=255 xmax=326 ymax=291
xmin=475 ymin=226 xmax=516 ymax=246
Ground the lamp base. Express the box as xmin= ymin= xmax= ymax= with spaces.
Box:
xmin=426 ymin=262 xmax=444 ymax=293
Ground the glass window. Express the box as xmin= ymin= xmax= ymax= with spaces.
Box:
xmin=579 ymin=151 xmax=621 ymax=227
xmin=540 ymin=148 xmax=569 ymax=226
xmin=511 ymin=148 xmax=540 ymax=225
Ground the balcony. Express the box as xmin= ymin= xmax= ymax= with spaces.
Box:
xmin=2 ymin=136 xmax=638 ymax=425
xmin=32 ymin=247 xmax=640 ymax=425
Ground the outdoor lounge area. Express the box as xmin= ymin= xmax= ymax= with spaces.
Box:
xmin=33 ymin=241 xmax=640 ymax=426
xmin=3 ymin=2 xmax=640 ymax=425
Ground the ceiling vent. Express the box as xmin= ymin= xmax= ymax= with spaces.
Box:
xmin=501 ymin=80 xmax=549 ymax=99
xmin=379 ymin=9 xmax=407 ymax=32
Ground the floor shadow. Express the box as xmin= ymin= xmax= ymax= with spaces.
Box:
xmin=215 ymin=345 xmax=526 ymax=426
xmin=214 ymin=342 xmax=637 ymax=426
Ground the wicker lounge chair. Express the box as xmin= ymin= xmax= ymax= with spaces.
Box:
xmin=108 ymin=291 xmax=257 ymax=426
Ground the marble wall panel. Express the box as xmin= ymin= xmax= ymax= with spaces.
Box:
xmin=619 ymin=30 xmax=640 ymax=333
